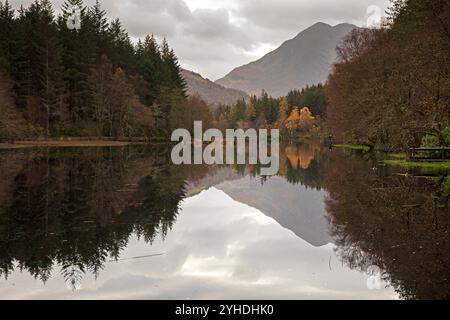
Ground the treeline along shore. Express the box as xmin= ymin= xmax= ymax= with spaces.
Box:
xmin=0 ymin=0 xmax=214 ymax=144
xmin=0 ymin=0 xmax=449 ymax=157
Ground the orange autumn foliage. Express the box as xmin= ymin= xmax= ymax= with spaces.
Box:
xmin=284 ymin=106 xmax=315 ymax=136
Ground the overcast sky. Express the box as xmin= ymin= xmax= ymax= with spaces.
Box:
xmin=9 ymin=0 xmax=391 ymax=80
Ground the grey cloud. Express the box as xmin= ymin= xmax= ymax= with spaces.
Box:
xmin=232 ymin=0 xmax=391 ymax=46
xmin=236 ymin=0 xmax=390 ymax=28
xmin=111 ymin=0 xmax=190 ymax=37
xmin=7 ymin=0 xmax=391 ymax=80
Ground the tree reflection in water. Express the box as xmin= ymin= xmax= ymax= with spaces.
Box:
xmin=0 ymin=144 xmax=448 ymax=299
xmin=326 ymin=151 xmax=449 ymax=300
xmin=0 ymin=146 xmax=194 ymax=288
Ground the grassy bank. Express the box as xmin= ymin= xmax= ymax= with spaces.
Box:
xmin=334 ymin=144 xmax=450 ymax=170
xmin=384 ymin=159 xmax=450 ymax=170
xmin=383 ymin=153 xmax=450 ymax=170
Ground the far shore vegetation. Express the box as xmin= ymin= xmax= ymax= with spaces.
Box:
xmin=1 ymin=0 xmax=448 ymax=170
xmin=384 ymin=159 xmax=450 ymax=171
xmin=383 ymin=152 xmax=450 ymax=170
xmin=332 ymin=146 xmax=450 ymax=170
xmin=0 ymin=0 xmax=215 ymax=143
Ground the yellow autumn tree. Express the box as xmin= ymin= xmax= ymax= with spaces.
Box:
xmin=299 ymin=106 xmax=314 ymax=121
xmin=299 ymin=106 xmax=315 ymax=132
xmin=285 ymin=106 xmax=316 ymax=137
xmin=285 ymin=107 xmax=301 ymax=137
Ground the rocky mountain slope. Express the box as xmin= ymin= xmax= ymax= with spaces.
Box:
xmin=215 ymin=22 xmax=357 ymax=97
xmin=182 ymin=69 xmax=249 ymax=107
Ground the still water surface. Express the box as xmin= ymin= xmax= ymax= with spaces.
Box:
xmin=0 ymin=144 xmax=448 ymax=299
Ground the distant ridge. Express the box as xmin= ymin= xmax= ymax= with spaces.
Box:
xmin=182 ymin=69 xmax=249 ymax=107
xmin=215 ymin=22 xmax=357 ymax=97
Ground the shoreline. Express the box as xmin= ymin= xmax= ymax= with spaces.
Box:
xmin=0 ymin=140 xmax=148 ymax=150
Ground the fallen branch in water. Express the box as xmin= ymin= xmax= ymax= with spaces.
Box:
xmin=108 ymin=252 xmax=166 ymax=262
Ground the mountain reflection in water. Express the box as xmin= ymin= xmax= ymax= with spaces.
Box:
xmin=0 ymin=144 xmax=448 ymax=299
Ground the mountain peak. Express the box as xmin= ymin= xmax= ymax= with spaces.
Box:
xmin=215 ymin=22 xmax=357 ymax=97
xmin=309 ymin=22 xmax=356 ymax=29
xmin=292 ymin=22 xmax=332 ymax=39
xmin=296 ymin=22 xmax=356 ymax=38
xmin=309 ymin=22 xmax=333 ymax=29
xmin=333 ymin=22 xmax=359 ymax=30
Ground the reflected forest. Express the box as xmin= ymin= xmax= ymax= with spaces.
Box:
xmin=0 ymin=144 xmax=448 ymax=299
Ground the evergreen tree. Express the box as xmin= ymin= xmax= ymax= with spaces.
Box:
xmin=0 ymin=0 xmax=190 ymax=139
xmin=108 ymin=18 xmax=135 ymax=72
xmin=88 ymin=0 xmax=108 ymax=49
xmin=12 ymin=0 xmax=67 ymax=135
xmin=58 ymin=0 xmax=96 ymax=121
xmin=0 ymin=1 xmax=15 ymax=78
xmin=11 ymin=4 xmax=30 ymax=109
xmin=160 ymin=38 xmax=187 ymax=97
xmin=139 ymin=35 xmax=163 ymax=105
xmin=287 ymin=84 xmax=326 ymax=118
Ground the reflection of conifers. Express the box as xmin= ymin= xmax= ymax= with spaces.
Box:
xmin=326 ymin=152 xmax=450 ymax=300
xmin=0 ymin=152 xmax=29 ymax=208
xmin=0 ymin=146 xmax=197 ymax=284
